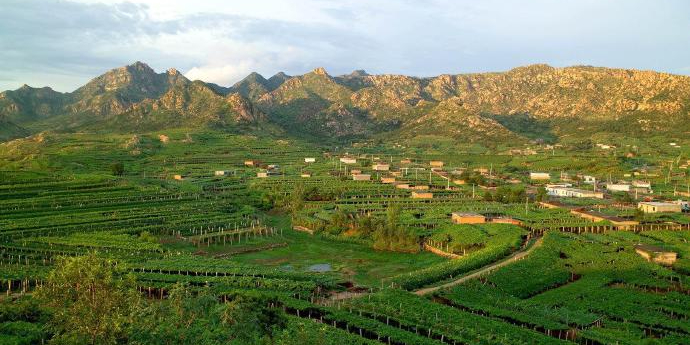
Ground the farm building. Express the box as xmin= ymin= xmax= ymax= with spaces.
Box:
xmin=173 ymin=175 xmax=184 ymax=181
xmin=353 ymin=174 xmax=371 ymax=181
xmin=395 ymin=184 xmax=410 ymax=189
xmin=381 ymin=177 xmax=396 ymax=184
xmin=632 ymin=180 xmax=651 ymax=188
xmin=606 ymin=183 xmax=631 ymax=192
xmin=474 ymin=168 xmax=489 ymax=175
xmin=451 ymin=212 xmax=486 ymax=224
xmin=304 ymin=157 xmax=316 ymax=163
xmin=634 ymin=245 xmax=677 ymax=266
xmin=257 ymin=172 xmax=268 ymax=178
xmin=490 ymin=217 xmax=522 ymax=225
xmin=570 ymin=209 xmax=639 ymax=230
xmin=546 ymin=186 xmax=604 ymax=199
xmin=411 ymin=191 xmax=433 ymax=199
xmin=530 ymin=172 xmax=551 ymax=180
xmin=214 ymin=171 xmax=228 ymax=176
xmin=340 ymin=157 xmax=357 ymax=164
xmin=373 ymin=164 xmax=390 ymax=171
xmin=638 ymin=202 xmax=682 ymax=214
xmin=430 ymin=161 xmax=444 ymax=168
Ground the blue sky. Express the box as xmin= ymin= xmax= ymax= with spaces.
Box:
xmin=1 ymin=0 xmax=689 ymax=92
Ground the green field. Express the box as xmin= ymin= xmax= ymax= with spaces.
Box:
xmin=1 ymin=130 xmax=690 ymax=344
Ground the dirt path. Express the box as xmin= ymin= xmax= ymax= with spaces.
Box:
xmin=414 ymin=237 xmax=543 ymax=296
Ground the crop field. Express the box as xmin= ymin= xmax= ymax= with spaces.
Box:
xmin=1 ymin=131 xmax=690 ymax=344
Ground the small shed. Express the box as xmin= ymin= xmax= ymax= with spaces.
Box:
xmin=301 ymin=173 xmax=311 ymax=178
xmin=173 ymin=174 xmax=184 ymax=181
xmin=373 ymin=164 xmax=390 ymax=171
xmin=451 ymin=212 xmax=486 ymax=224
xmin=381 ymin=177 xmax=396 ymax=184
xmin=411 ymin=191 xmax=433 ymax=199
xmin=304 ymin=157 xmax=316 ymax=163
xmin=214 ymin=171 xmax=228 ymax=176
xmin=353 ymin=174 xmax=371 ymax=181
xmin=635 ymin=244 xmax=677 ymax=266
xmin=530 ymin=172 xmax=551 ymax=180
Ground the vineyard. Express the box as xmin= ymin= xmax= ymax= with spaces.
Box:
xmin=1 ymin=131 xmax=690 ymax=344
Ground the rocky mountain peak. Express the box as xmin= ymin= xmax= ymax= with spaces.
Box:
xmin=312 ymin=67 xmax=329 ymax=76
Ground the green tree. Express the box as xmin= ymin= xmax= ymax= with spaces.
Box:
xmin=35 ymin=253 xmax=141 ymax=345
xmin=535 ymin=186 xmax=548 ymax=202
xmin=110 ymin=162 xmax=125 ymax=176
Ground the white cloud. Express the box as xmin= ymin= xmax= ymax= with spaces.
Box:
xmin=1 ymin=0 xmax=689 ymax=91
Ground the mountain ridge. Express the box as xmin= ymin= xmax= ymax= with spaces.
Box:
xmin=1 ymin=62 xmax=689 ymax=142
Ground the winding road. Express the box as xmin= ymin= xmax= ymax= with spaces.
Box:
xmin=414 ymin=236 xmax=544 ymax=296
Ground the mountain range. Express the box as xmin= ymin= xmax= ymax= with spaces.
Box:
xmin=2 ymin=61 xmax=690 ymax=143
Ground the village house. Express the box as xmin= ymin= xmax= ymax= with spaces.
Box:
xmin=352 ymin=174 xmax=371 ymax=181
xmin=606 ymin=183 xmax=631 ymax=192
xmin=546 ymin=186 xmax=604 ymax=199
xmin=395 ymin=184 xmax=411 ymax=189
xmin=340 ymin=157 xmax=357 ymax=164
xmin=244 ymin=160 xmax=259 ymax=167
xmin=638 ymin=202 xmax=682 ymax=214
xmin=430 ymin=161 xmax=444 ymax=168
xmin=400 ymin=159 xmax=412 ymax=164
xmin=451 ymin=212 xmax=486 ymax=224
xmin=373 ymin=163 xmax=390 ymax=171
xmin=634 ymin=244 xmax=677 ymax=266
xmin=412 ymin=185 xmax=430 ymax=190
xmin=583 ymin=175 xmax=596 ymax=184
xmin=530 ymin=172 xmax=551 ymax=181
xmin=411 ymin=191 xmax=433 ymax=199
xmin=350 ymin=169 xmax=362 ymax=175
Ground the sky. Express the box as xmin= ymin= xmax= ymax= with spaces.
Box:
xmin=1 ymin=0 xmax=689 ymax=92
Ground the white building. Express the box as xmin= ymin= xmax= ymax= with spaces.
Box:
xmin=583 ymin=175 xmax=596 ymax=184
xmin=606 ymin=183 xmax=631 ymax=192
xmin=546 ymin=186 xmax=604 ymax=199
